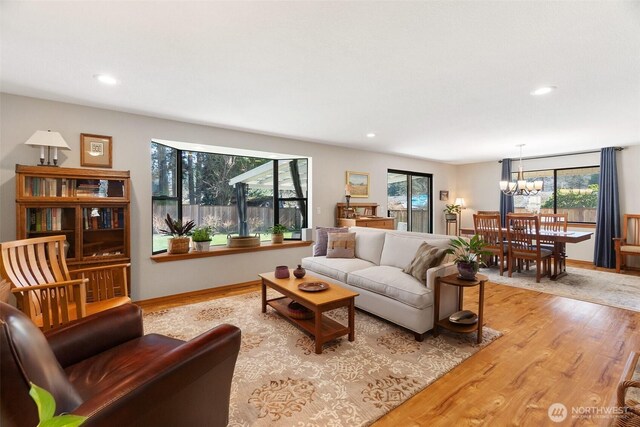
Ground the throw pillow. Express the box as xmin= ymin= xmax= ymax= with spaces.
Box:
xmin=313 ymin=227 xmax=347 ymax=256
xmin=402 ymin=242 xmax=448 ymax=285
xmin=326 ymin=232 xmax=356 ymax=258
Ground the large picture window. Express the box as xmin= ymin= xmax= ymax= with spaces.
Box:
xmin=513 ymin=166 xmax=599 ymax=223
xmin=151 ymin=141 xmax=308 ymax=253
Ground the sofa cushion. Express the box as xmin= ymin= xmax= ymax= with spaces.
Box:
xmin=352 ymin=228 xmax=386 ymax=265
xmin=313 ymin=227 xmax=347 ymax=256
xmin=301 ymin=256 xmax=375 ymax=283
xmin=326 ymin=232 xmax=356 ymax=258
xmin=379 ymin=233 xmax=429 ymax=269
xmin=402 ymin=242 xmax=448 ymax=285
xmin=347 ymin=266 xmax=433 ymax=310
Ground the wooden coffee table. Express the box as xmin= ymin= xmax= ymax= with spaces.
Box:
xmin=259 ymin=271 xmax=359 ymax=354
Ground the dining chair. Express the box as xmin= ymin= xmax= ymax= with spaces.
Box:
xmin=506 ymin=214 xmax=553 ymax=282
xmin=540 ymin=213 xmax=568 ymax=273
xmin=614 ymin=214 xmax=640 ymax=273
xmin=0 ymin=235 xmax=131 ymax=330
xmin=477 ymin=211 xmax=500 ymax=215
xmin=473 ymin=213 xmax=507 ymax=275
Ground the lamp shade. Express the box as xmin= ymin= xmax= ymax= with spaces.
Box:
xmin=24 ymin=130 xmax=70 ymax=149
xmin=454 ymin=197 xmax=465 ymax=208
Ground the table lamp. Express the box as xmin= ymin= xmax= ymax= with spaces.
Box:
xmin=24 ymin=130 xmax=71 ymax=166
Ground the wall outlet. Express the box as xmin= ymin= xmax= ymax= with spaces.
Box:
xmin=316 ymin=206 xmax=321 ymax=215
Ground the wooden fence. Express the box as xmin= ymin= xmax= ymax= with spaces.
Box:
xmin=153 ymin=204 xmax=300 ymax=233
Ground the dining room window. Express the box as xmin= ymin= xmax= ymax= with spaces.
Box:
xmin=513 ymin=166 xmax=599 ymax=223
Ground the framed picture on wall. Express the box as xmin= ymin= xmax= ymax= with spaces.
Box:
xmin=439 ymin=190 xmax=449 ymax=201
xmin=81 ymin=134 xmax=112 ymax=168
xmin=346 ymin=171 xmax=369 ymax=198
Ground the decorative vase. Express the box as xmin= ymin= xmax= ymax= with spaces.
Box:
xmin=293 ymin=264 xmax=306 ymax=279
xmin=193 ymin=241 xmax=211 ymax=252
xmin=457 ymin=262 xmax=478 ymax=280
xmin=168 ymin=237 xmax=190 ymax=254
xmin=274 ymin=265 xmax=290 ymax=279
xmin=271 ymin=233 xmax=284 ymax=244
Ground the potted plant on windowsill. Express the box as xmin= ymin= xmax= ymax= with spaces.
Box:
xmin=159 ymin=214 xmax=195 ymax=254
xmin=266 ymin=224 xmax=289 ymax=244
xmin=191 ymin=226 xmax=213 ymax=252
xmin=445 ymin=235 xmax=492 ymax=280
xmin=443 ymin=204 xmax=462 ymax=220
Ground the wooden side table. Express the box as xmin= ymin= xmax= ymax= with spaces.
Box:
xmin=433 ymin=273 xmax=487 ymax=344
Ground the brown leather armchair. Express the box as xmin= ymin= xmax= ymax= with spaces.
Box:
xmin=0 ymin=302 xmax=241 ymax=427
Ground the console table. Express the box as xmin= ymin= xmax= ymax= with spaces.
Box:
xmin=336 ymin=202 xmax=394 ymax=230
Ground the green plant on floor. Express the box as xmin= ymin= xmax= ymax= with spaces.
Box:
xmin=159 ymin=214 xmax=195 ymax=237
xmin=191 ymin=226 xmax=213 ymax=242
xmin=266 ymin=224 xmax=289 ymax=235
xmin=29 ymin=382 xmax=87 ymax=427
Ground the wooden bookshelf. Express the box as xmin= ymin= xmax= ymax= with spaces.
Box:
xmin=15 ymin=165 xmax=131 ymax=268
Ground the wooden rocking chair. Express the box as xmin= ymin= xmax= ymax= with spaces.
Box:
xmin=0 ymin=235 xmax=131 ymax=330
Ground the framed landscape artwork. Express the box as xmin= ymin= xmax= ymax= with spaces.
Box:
xmin=81 ymin=133 xmax=113 ymax=168
xmin=346 ymin=171 xmax=369 ymax=198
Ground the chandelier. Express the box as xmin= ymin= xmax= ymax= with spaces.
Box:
xmin=499 ymin=144 xmax=543 ymax=196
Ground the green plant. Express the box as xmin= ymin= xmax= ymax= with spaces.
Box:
xmin=29 ymin=382 xmax=86 ymax=427
xmin=266 ymin=224 xmax=289 ymax=235
xmin=191 ymin=226 xmax=213 ymax=242
xmin=159 ymin=214 xmax=195 ymax=237
xmin=443 ymin=204 xmax=462 ymax=214
xmin=445 ymin=235 xmax=492 ymax=265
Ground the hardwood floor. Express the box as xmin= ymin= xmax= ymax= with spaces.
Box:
xmin=138 ymin=263 xmax=640 ymax=426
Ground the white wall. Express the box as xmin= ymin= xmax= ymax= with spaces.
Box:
xmin=0 ymin=93 xmax=458 ymax=300
xmin=456 ymin=147 xmax=640 ymax=262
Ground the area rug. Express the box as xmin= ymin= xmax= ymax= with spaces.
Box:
xmin=143 ymin=291 xmax=501 ymax=426
xmin=483 ymin=266 xmax=640 ymax=312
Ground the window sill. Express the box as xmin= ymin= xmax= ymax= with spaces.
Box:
xmin=150 ymin=240 xmax=313 ymax=263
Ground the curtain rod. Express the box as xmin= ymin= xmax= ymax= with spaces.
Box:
xmin=498 ymin=147 xmax=623 ymax=163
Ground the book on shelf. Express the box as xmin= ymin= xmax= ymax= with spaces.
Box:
xmin=28 ymin=208 xmax=64 ymax=232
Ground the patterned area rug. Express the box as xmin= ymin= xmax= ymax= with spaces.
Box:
xmin=143 ymin=291 xmax=501 ymax=426
xmin=483 ymin=266 xmax=640 ymax=312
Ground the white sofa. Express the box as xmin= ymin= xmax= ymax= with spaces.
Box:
xmin=302 ymin=226 xmax=460 ymax=340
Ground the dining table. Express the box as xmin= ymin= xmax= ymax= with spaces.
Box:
xmin=459 ymin=227 xmax=593 ymax=280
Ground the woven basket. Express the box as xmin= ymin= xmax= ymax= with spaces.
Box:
xmin=168 ymin=237 xmax=190 ymax=254
xmin=286 ymin=301 xmax=313 ymax=320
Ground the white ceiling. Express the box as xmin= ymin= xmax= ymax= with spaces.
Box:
xmin=2 ymin=1 xmax=639 ymax=164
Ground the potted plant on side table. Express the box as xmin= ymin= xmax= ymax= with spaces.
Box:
xmin=159 ymin=214 xmax=195 ymax=254
xmin=266 ymin=224 xmax=289 ymax=244
xmin=191 ymin=226 xmax=213 ymax=252
xmin=443 ymin=203 xmax=462 ymax=220
xmin=445 ymin=235 xmax=492 ymax=280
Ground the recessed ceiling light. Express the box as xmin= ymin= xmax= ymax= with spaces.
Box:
xmin=366 ymin=133 xmax=376 ymax=138
xmin=94 ymin=74 xmax=118 ymax=85
xmin=530 ymin=86 xmax=557 ymax=96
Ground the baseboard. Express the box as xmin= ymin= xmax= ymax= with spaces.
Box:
xmin=566 ymin=259 xmax=595 ymax=268
xmin=134 ymin=280 xmax=261 ymax=311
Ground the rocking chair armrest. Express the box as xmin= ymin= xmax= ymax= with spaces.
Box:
xmin=10 ymin=278 xmax=88 ymax=293
xmin=70 ymin=263 xmax=131 ymax=274
xmin=618 ymin=379 xmax=640 ymax=408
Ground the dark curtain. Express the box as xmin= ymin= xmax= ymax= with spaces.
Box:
xmin=235 ymin=182 xmax=248 ymax=236
xmin=594 ymin=147 xmax=621 ymax=268
xmin=499 ymin=159 xmax=513 ymax=227
xmin=289 ymin=160 xmax=307 ymax=228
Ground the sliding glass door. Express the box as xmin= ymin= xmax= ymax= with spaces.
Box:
xmin=387 ymin=169 xmax=432 ymax=232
